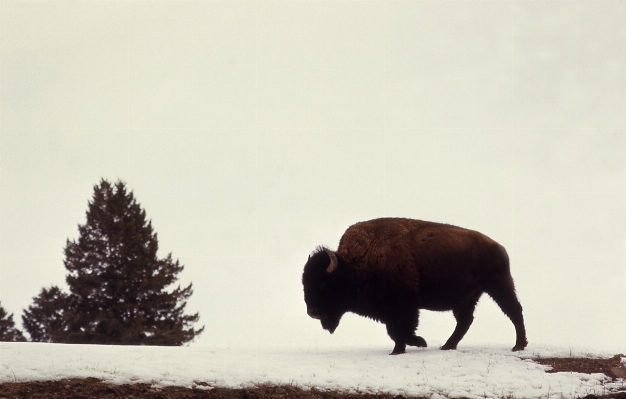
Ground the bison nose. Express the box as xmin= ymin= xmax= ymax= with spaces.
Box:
xmin=307 ymin=308 xmax=321 ymax=319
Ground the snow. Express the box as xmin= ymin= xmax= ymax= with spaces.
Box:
xmin=1 ymin=343 xmax=624 ymax=399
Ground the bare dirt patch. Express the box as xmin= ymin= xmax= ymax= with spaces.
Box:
xmin=533 ymin=354 xmax=626 ymax=380
xmin=0 ymin=379 xmax=418 ymax=399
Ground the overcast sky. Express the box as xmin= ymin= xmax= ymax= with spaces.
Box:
xmin=1 ymin=1 xmax=625 ymax=352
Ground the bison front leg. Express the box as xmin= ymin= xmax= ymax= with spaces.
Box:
xmin=390 ymin=341 xmax=406 ymax=355
xmin=386 ymin=323 xmax=406 ymax=354
xmin=386 ymin=311 xmax=427 ymax=355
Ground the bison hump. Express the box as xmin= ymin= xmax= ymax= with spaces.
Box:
xmin=337 ymin=218 xmax=429 ymax=263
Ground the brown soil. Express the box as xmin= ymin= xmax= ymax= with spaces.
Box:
xmin=1 ymin=356 xmax=625 ymax=399
xmin=0 ymin=380 xmax=415 ymax=399
xmin=534 ymin=354 xmax=626 ymax=379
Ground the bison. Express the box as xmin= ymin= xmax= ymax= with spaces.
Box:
xmin=302 ymin=218 xmax=528 ymax=355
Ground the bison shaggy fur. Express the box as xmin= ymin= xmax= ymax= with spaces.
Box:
xmin=302 ymin=218 xmax=528 ymax=355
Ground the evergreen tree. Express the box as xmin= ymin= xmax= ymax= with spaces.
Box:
xmin=22 ymin=179 xmax=203 ymax=345
xmin=21 ymin=286 xmax=69 ymax=342
xmin=0 ymin=301 xmax=26 ymax=342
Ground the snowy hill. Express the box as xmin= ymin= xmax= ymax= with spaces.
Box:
xmin=1 ymin=343 xmax=625 ymax=399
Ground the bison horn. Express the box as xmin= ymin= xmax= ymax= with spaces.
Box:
xmin=325 ymin=249 xmax=339 ymax=274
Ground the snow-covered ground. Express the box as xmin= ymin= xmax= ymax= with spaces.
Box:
xmin=1 ymin=342 xmax=625 ymax=399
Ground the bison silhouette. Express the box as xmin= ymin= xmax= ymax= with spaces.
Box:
xmin=302 ymin=218 xmax=528 ymax=355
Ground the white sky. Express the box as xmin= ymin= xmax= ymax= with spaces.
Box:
xmin=1 ymin=1 xmax=625 ymax=351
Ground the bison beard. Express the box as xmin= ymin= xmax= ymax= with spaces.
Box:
xmin=302 ymin=218 xmax=528 ymax=355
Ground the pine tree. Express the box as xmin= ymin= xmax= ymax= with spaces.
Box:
xmin=23 ymin=179 xmax=203 ymax=345
xmin=21 ymin=286 xmax=69 ymax=342
xmin=0 ymin=301 xmax=26 ymax=342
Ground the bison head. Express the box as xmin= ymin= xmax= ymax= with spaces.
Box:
xmin=302 ymin=247 xmax=350 ymax=334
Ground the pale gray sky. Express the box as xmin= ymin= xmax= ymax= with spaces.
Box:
xmin=1 ymin=1 xmax=625 ymax=351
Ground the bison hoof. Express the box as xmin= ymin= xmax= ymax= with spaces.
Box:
xmin=407 ymin=336 xmax=427 ymax=348
xmin=440 ymin=343 xmax=457 ymax=350
xmin=390 ymin=344 xmax=406 ymax=355
xmin=512 ymin=342 xmax=528 ymax=352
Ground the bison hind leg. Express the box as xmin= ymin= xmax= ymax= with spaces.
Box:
xmin=484 ymin=275 xmax=528 ymax=351
xmin=441 ymin=293 xmax=481 ymax=350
